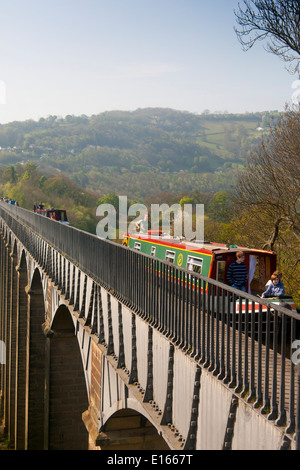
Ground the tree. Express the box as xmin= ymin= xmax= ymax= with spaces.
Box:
xmin=179 ymin=196 xmax=194 ymax=207
xmin=97 ymin=193 xmax=120 ymax=212
xmin=2 ymin=165 xmax=17 ymax=184
xmin=234 ymin=108 xmax=300 ymax=249
xmin=234 ymin=0 xmax=300 ymax=74
xmin=208 ymin=191 xmax=232 ymax=223
xmin=21 ymin=163 xmax=38 ymax=181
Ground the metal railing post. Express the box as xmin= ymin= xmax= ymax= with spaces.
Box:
xmin=296 ymin=364 xmax=300 ymax=450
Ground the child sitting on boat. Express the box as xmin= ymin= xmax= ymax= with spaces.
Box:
xmin=261 ymin=274 xmax=285 ymax=298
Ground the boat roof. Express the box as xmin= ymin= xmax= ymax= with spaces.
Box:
xmin=36 ymin=208 xmax=67 ymax=213
xmin=126 ymin=232 xmax=276 ymax=256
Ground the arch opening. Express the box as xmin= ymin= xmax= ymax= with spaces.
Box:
xmin=6 ymin=240 xmax=19 ymax=444
xmin=98 ymin=408 xmax=170 ymax=450
xmin=47 ymin=304 xmax=89 ymax=450
xmin=14 ymin=250 xmax=28 ymax=450
xmin=26 ymin=267 xmax=46 ymax=450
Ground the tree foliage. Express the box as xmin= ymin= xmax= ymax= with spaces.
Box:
xmin=0 ymin=164 xmax=100 ymax=232
xmin=232 ymin=108 xmax=300 ymax=304
xmin=234 ymin=108 xmax=300 ymax=248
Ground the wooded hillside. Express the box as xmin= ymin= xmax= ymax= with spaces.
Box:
xmin=0 ymin=108 xmax=280 ymax=199
xmin=0 ymin=108 xmax=298 ymax=305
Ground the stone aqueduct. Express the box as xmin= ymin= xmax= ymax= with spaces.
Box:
xmin=0 ymin=203 xmax=299 ymax=450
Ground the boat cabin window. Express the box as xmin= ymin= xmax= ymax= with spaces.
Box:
xmin=134 ymin=242 xmax=141 ymax=251
xmin=48 ymin=210 xmax=60 ymax=221
xmin=165 ymin=250 xmax=175 ymax=263
xmin=58 ymin=210 xmax=68 ymax=222
xmin=187 ymin=256 xmax=203 ymax=274
xmin=151 ymin=246 xmax=156 ymax=257
xmin=217 ymin=261 xmax=226 ymax=283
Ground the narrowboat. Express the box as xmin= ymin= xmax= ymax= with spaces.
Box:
xmin=122 ymin=230 xmax=296 ymax=313
xmin=34 ymin=207 xmax=70 ymax=225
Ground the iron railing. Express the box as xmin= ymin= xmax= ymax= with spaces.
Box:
xmin=0 ymin=202 xmax=299 ymax=444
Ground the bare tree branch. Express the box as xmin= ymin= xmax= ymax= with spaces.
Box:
xmin=234 ymin=0 xmax=300 ymax=74
xmin=262 ymin=217 xmax=282 ymax=250
xmin=234 ymin=108 xmax=300 ymax=244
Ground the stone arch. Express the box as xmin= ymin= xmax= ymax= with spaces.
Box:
xmin=11 ymin=237 xmax=17 ymax=259
xmin=0 ymin=229 xmax=12 ymax=432
xmin=14 ymin=249 xmax=29 ymax=449
xmin=7 ymin=229 xmax=12 ymax=250
xmin=46 ymin=304 xmax=89 ymax=450
xmin=26 ymin=267 xmax=46 ymax=450
xmin=99 ymin=408 xmax=170 ymax=450
xmin=6 ymin=238 xmax=19 ymax=444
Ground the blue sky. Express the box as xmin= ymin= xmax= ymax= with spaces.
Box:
xmin=0 ymin=0 xmax=297 ymax=124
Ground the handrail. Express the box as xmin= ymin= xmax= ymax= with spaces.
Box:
xmin=0 ymin=201 xmax=299 ymax=443
xmin=0 ymin=202 xmax=298 ymax=319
